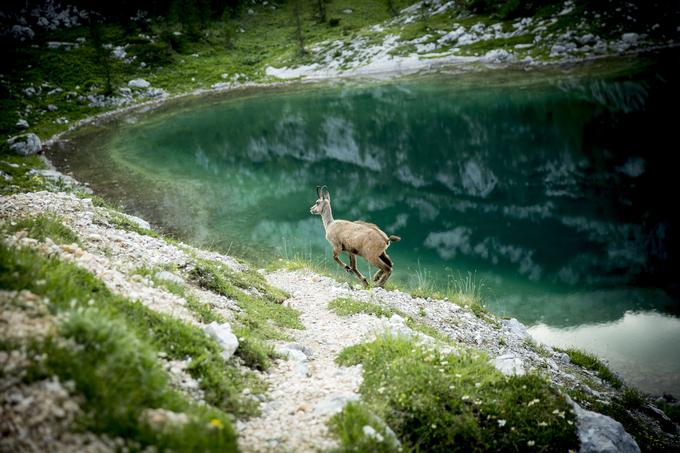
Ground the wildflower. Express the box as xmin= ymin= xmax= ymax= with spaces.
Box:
xmin=449 ymin=385 xmax=455 ymax=389
xmin=441 ymin=360 xmax=448 ymax=365
xmin=210 ymin=418 xmax=223 ymax=429
xmin=527 ymin=398 xmax=540 ymax=407
xmin=431 ymin=424 xmax=437 ymax=429
xmin=455 ymin=373 xmax=462 ymax=378
xmin=461 ymin=395 xmax=470 ymax=401
xmin=527 ymin=440 xmax=535 ymax=447
xmin=498 ymin=419 xmax=506 ymax=427
xmin=538 ymin=422 xmax=548 ymax=427
xmin=475 ymin=382 xmax=481 ymax=388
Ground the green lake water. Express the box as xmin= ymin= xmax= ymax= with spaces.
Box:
xmin=50 ymin=54 xmax=680 ymax=396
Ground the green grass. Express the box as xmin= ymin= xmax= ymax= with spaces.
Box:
xmin=457 ymin=33 xmax=535 ymax=55
xmin=333 ymin=335 xmax=578 ymax=452
xmin=189 ymin=258 xmax=301 ymax=369
xmin=557 ymin=347 xmax=623 ymax=389
xmin=0 ymin=242 xmax=262 ymax=418
xmin=0 ymin=243 xmax=250 ymax=451
xmin=328 ymin=297 xmax=395 ymax=318
xmin=107 ymin=210 xmax=160 ymax=238
xmin=2 ymin=213 xmax=80 ymax=245
xmin=329 ymin=402 xmax=401 ymax=453
xmin=0 ymin=153 xmax=50 ymax=195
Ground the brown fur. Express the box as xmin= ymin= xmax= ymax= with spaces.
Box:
xmin=310 ymin=186 xmax=400 ymax=287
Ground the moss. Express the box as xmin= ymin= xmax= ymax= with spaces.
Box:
xmin=334 ymin=335 xmax=578 ymax=451
xmin=557 ymin=348 xmax=623 ymax=388
xmin=2 ymin=213 xmax=80 ymax=245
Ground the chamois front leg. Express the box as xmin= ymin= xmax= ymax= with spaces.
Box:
xmin=349 ymin=254 xmax=369 ymax=287
xmin=332 ymin=249 xmax=351 ymax=273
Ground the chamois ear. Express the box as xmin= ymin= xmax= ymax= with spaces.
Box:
xmin=321 ymin=185 xmax=330 ymax=201
xmin=316 ymin=185 xmax=322 ymax=199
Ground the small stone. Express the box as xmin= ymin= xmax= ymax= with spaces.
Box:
xmin=16 ymin=119 xmax=29 ymax=129
xmin=128 ymin=78 xmax=151 ymax=88
xmin=155 ymin=271 xmax=184 ymax=286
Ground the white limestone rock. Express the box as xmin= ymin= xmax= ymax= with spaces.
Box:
xmin=154 ymin=271 xmax=185 ymax=287
xmin=492 ymin=353 xmax=526 ymax=376
xmin=128 ymin=78 xmax=151 ymax=88
xmin=203 ymin=321 xmax=239 ymax=360
xmin=8 ymin=133 xmax=42 ymax=156
xmin=570 ymin=399 xmax=640 ymax=453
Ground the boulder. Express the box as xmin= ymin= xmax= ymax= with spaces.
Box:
xmin=570 ymin=398 xmax=640 ymax=453
xmin=501 ymin=318 xmax=530 ymax=339
xmin=8 ymin=133 xmax=42 ymax=156
xmin=480 ymin=49 xmax=514 ymax=64
xmin=203 ymin=321 xmax=239 ymax=360
xmin=128 ymin=78 xmax=151 ymax=88
xmin=492 ymin=353 xmax=526 ymax=376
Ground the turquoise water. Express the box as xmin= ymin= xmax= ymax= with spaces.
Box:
xmin=51 ymin=55 xmax=680 ymax=395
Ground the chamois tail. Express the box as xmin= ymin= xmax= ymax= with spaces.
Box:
xmin=388 ymin=235 xmax=401 ymax=242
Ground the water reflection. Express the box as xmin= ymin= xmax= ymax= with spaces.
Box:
xmin=530 ymin=311 xmax=680 ymax=396
xmin=49 ymin=56 xmax=680 ymax=394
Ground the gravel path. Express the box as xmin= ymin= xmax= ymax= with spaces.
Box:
xmin=237 ymin=270 xmax=388 ymax=452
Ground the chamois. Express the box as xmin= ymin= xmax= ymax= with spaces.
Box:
xmin=310 ymin=186 xmax=400 ymax=287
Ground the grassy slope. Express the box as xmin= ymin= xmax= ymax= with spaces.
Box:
xmin=2 ymin=1 xmax=680 ymax=450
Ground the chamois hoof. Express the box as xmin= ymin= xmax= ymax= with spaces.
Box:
xmin=344 ymin=266 xmax=352 ymax=273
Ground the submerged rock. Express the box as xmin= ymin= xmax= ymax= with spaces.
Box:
xmin=8 ymin=133 xmax=42 ymax=156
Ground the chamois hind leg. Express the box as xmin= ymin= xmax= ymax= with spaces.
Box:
xmin=349 ymin=254 xmax=369 ymax=287
xmin=373 ymin=269 xmax=383 ymax=282
xmin=368 ymin=254 xmax=392 ymax=288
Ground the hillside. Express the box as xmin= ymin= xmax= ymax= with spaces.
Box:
xmin=2 ymin=1 xmax=680 ymax=452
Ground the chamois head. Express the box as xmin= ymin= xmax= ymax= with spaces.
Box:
xmin=310 ymin=185 xmax=330 ymax=215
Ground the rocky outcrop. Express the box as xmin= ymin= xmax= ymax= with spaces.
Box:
xmin=570 ymin=398 xmax=641 ymax=453
xmin=8 ymin=133 xmax=42 ymax=156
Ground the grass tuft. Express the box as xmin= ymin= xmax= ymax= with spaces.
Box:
xmin=0 ymin=243 xmax=261 ymax=419
xmin=328 ymin=297 xmax=395 ymax=318
xmin=558 ymin=348 xmax=623 ymax=388
xmin=189 ymin=259 xmax=301 ymax=369
xmin=334 ymin=335 xmax=578 ymax=452
xmin=2 ymin=213 xmax=80 ymax=245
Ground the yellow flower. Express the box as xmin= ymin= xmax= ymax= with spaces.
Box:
xmin=210 ymin=418 xmax=223 ymax=429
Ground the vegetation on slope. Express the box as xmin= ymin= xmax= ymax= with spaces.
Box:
xmin=332 ymin=335 xmax=579 ymax=452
